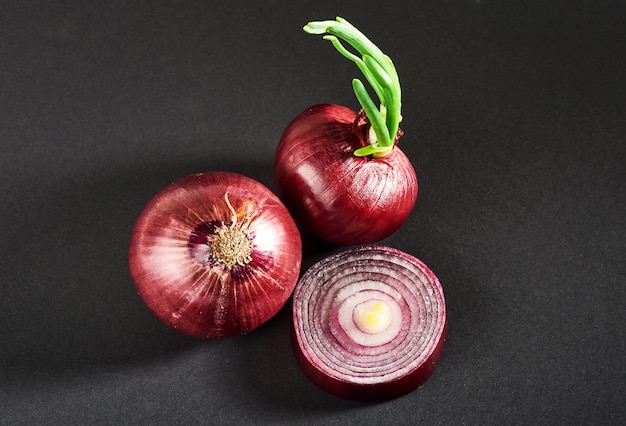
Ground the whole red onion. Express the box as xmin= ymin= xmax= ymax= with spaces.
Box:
xmin=128 ymin=172 xmax=302 ymax=338
xmin=291 ymin=245 xmax=447 ymax=400
xmin=274 ymin=104 xmax=417 ymax=245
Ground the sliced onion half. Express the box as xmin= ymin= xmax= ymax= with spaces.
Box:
xmin=291 ymin=245 xmax=447 ymax=400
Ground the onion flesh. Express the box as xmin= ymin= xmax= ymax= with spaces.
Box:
xmin=128 ymin=172 xmax=302 ymax=339
xmin=291 ymin=245 xmax=446 ymax=400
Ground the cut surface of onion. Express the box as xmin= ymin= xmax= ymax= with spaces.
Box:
xmin=129 ymin=172 xmax=302 ymax=339
xmin=291 ymin=245 xmax=446 ymax=400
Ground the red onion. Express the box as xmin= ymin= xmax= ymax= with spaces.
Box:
xmin=291 ymin=245 xmax=447 ymax=400
xmin=128 ymin=172 xmax=302 ymax=338
xmin=274 ymin=18 xmax=417 ymax=245
xmin=275 ymin=104 xmax=417 ymax=245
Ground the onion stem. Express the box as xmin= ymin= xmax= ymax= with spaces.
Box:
xmin=304 ymin=17 xmax=402 ymax=157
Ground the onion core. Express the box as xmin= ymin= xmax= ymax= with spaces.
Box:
xmin=291 ymin=245 xmax=446 ymax=400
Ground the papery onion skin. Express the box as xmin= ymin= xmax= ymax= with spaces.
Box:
xmin=128 ymin=172 xmax=302 ymax=339
xmin=291 ymin=245 xmax=446 ymax=401
xmin=274 ymin=104 xmax=417 ymax=246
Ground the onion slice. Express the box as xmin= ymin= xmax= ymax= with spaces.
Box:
xmin=291 ymin=245 xmax=447 ymax=400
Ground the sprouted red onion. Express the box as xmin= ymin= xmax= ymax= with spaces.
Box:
xmin=291 ymin=246 xmax=447 ymax=400
xmin=128 ymin=172 xmax=302 ymax=339
xmin=274 ymin=17 xmax=417 ymax=245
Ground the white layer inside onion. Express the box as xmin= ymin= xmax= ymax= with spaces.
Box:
xmin=291 ymin=245 xmax=447 ymax=400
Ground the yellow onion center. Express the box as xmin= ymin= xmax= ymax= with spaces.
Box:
xmin=352 ymin=299 xmax=392 ymax=334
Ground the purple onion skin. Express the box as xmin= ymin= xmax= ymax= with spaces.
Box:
xmin=129 ymin=172 xmax=302 ymax=339
xmin=274 ymin=104 xmax=418 ymax=246
xmin=291 ymin=245 xmax=447 ymax=401
xmin=292 ymin=321 xmax=448 ymax=401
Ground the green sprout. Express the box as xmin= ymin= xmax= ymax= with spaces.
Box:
xmin=304 ymin=17 xmax=402 ymax=157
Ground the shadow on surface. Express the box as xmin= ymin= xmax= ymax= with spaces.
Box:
xmin=225 ymin=300 xmax=372 ymax=415
xmin=0 ymin=156 xmax=280 ymax=379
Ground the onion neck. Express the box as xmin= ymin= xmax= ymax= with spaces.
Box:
xmin=352 ymin=109 xmax=403 ymax=159
xmin=304 ymin=17 xmax=402 ymax=158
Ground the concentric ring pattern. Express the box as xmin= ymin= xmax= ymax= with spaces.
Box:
xmin=292 ymin=245 xmax=446 ymax=400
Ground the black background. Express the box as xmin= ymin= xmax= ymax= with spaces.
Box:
xmin=1 ymin=1 xmax=625 ymax=424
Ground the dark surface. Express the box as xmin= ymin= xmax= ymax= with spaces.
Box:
xmin=1 ymin=1 xmax=624 ymax=424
